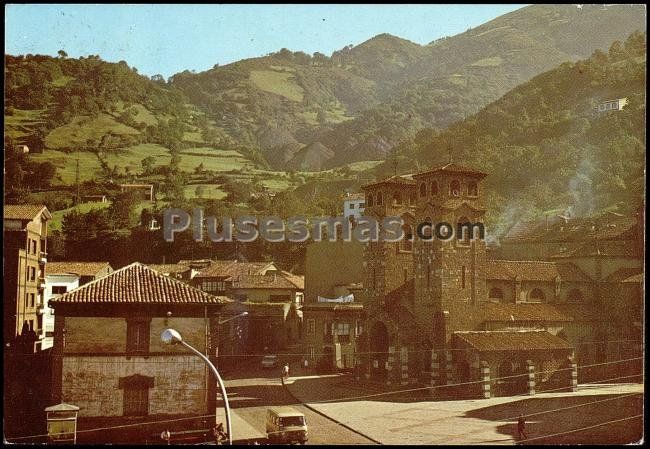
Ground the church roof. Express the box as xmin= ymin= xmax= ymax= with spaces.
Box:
xmin=453 ymin=330 xmax=573 ymax=352
xmin=413 ymin=163 xmax=488 ymax=179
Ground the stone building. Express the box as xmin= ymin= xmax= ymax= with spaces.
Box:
xmin=3 ymin=205 xmax=51 ymax=352
xmin=356 ymin=163 xmax=640 ymax=397
xmin=49 ymin=263 xmax=231 ymax=438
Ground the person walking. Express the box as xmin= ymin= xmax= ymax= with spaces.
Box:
xmin=282 ymin=363 xmax=290 ymax=378
xmin=517 ymin=414 xmax=528 ymax=440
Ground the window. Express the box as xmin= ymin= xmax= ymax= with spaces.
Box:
xmin=392 ymin=192 xmax=401 ymax=205
xmin=32 ymin=240 xmax=37 ymax=254
xmin=349 ymin=203 xmax=355 ymax=209
xmin=358 ymin=202 xmax=365 ymax=208
xmin=528 ymin=288 xmax=545 ymax=302
xmin=489 ymin=287 xmax=504 ymax=301
xmin=309 ymin=347 xmax=315 ymax=358
xmin=367 ymin=194 xmax=374 ymax=207
xmin=126 ymin=320 xmax=150 ymax=354
xmin=461 ymin=266 xmax=466 ymax=289
xmin=450 ymin=180 xmax=461 ymax=197
xmin=29 ymin=320 xmax=34 ymax=331
xmin=52 ymin=286 xmax=68 ymax=295
xmin=30 ymin=267 xmax=36 ymax=281
xmin=29 ymin=293 xmax=35 ymax=307
xmin=376 ymin=192 xmax=383 ymax=206
xmin=430 ymin=181 xmax=439 ymax=195
xmin=420 ymin=183 xmax=427 ymax=197
xmin=404 ymin=268 xmax=409 ymax=283
xmin=355 ymin=320 xmax=363 ymax=336
xmin=467 ymin=181 xmax=478 ymax=197
xmin=202 ymin=280 xmax=226 ymax=292
xmin=457 ymin=216 xmax=471 ymax=245
xmin=119 ymin=375 xmax=153 ymax=416
xmin=336 ymin=323 xmax=351 ymax=343
xmin=307 ymin=319 xmax=315 ymax=335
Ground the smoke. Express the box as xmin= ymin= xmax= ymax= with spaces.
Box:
xmin=566 ymin=154 xmax=596 ymax=218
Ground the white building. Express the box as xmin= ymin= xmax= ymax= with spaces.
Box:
xmin=42 ymin=262 xmax=113 ymax=349
xmin=595 ymin=97 xmax=628 ymax=113
xmin=343 ymin=193 xmax=365 ymax=220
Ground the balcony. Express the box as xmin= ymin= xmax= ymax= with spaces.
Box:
xmin=39 ymin=251 xmax=47 ymax=264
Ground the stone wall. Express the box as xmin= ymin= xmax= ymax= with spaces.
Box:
xmin=61 ymin=354 xmax=207 ymax=417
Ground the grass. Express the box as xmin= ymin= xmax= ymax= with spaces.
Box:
xmin=177 ymin=147 xmax=252 ymax=172
xmin=51 ymin=75 xmax=75 ymax=87
xmin=183 ymin=184 xmax=227 ymax=200
xmin=470 ymin=56 xmax=504 ymax=67
xmin=249 ymin=70 xmax=304 ymax=102
xmin=30 ymin=150 xmax=103 ymax=185
xmin=45 ymin=113 xmax=140 ymax=149
xmin=4 ymin=108 xmax=47 ymax=140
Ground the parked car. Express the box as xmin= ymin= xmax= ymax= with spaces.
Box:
xmin=261 ymin=354 xmax=278 ymax=369
xmin=266 ymin=407 xmax=308 ymax=444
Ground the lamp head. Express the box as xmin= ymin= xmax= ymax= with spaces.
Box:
xmin=241 ymin=311 xmax=249 ymax=316
xmin=161 ymin=328 xmax=183 ymax=345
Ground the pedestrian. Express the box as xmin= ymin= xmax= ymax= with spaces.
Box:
xmin=517 ymin=414 xmax=527 ymax=440
xmin=303 ymin=357 xmax=309 ymax=371
xmin=282 ymin=363 xmax=290 ymax=378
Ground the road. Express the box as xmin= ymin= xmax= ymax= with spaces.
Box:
xmin=221 ymin=360 xmax=375 ymax=445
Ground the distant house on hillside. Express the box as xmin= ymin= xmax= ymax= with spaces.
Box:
xmin=81 ymin=194 xmax=108 ymax=203
xmin=594 ymin=97 xmax=628 ymax=114
xmin=343 ymin=192 xmax=365 ymax=220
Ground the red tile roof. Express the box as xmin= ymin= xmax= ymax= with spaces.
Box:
xmin=485 ymin=260 xmax=592 ymax=282
xmin=147 ymin=264 xmax=192 ymax=275
xmin=603 ymin=267 xmax=644 ymax=283
xmin=481 ymin=302 xmax=573 ymax=322
xmin=453 ymin=330 xmax=573 ymax=352
xmin=46 ymin=261 xmax=112 ymax=277
xmin=4 ymin=204 xmax=51 ymax=220
xmin=231 ymin=273 xmax=301 ymax=290
xmin=361 ymin=174 xmax=416 ymax=189
xmin=413 ymin=163 xmax=488 ymax=179
xmin=503 ymin=215 xmax=637 ymax=243
xmin=49 ymin=262 xmax=230 ymax=305
xmin=194 ymin=260 xmax=274 ymax=279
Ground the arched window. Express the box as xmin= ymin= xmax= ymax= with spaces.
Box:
xmin=529 ymin=288 xmax=545 ymax=302
xmin=567 ymin=289 xmax=583 ymax=302
xmin=400 ymin=224 xmax=413 ymax=252
xmin=489 ymin=287 xmax=504 ymax=301
xmin=419 ymin=183 xmax=427 ymax=197
xmin=457 ymin=215 xmax=471 ymax=245
xmin=430 ymin=181 xmax=439 ymax=195
xmin=366 ymin=193 xmax=374 ymax=207
xmin=450 ymin=180 xmax=461 ymax=197
xmin=393 ymin=192 xmax=401 ymax=205
xmin=468 ymin=181 xmax=478 ymax=197
xmin=376 ymin=191 xmax=383 ymax=206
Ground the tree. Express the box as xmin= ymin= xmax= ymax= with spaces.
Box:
xmin=57 ymin=49 xmax=68 ymax=59
xmin=195 ymin=185 xmax=206 ymax=198
xmin=108 ymin=190 xmax=139 ymax=229
xmin=141 ymin=156 xmax=155 ymax=175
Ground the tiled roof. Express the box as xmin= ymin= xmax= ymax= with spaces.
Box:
xmin=4 ymin=204 xmax=51 ymax=220
xmin=194 ymin=260 xmax=273 ymax=279
xmin=413 ymin=163 xmax=488 ymax=179
xmin=280 ymin=271 xmax=305 ymax=290
xmin=622 ymin=273 xmax=643 ymax=283
xmin=453 ymin=330 xmax=573 ymax=352
xmin=49 ymin=262 xmax=230 ymax=305
xmin=503 ymin=214 xmax=637 ymax=243
xmin=147 ymin=264 xmax=192 ymax=274
xmin=481 ymin=302 xmax=573 ymax=322
xmin=485 ymin=260 xmax=592 ymax=282
xmin=343 ymin=193 xmax=365 ymax=200
xmin=550 ymin=240 xmax=640 ymax=258
xmin=46 ymin=261 xmax=112 ymax=277
xmin=231 ymin=273 xmax=301 ymax=290
xmin=603 ymin=267 xmax=644 ymax=283
xmin=362 ymin=174 xmax=416 ymax=189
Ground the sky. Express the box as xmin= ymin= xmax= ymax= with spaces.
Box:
xmin=5 ymin=4 xmax=526 ymax=79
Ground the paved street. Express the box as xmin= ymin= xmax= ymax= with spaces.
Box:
xmin=284 ymin=374 xmax=644 ymax=445
xmin=222 ymin=360 xmax=376 ymax=445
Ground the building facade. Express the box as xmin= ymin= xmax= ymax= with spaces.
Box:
xmin=343 ymin=193 xmax=366 ymax=220
xmin=3 ymin=205 xmax=51 ymax=352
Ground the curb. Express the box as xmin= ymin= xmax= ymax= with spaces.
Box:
xmin=282 ymin=379 xmax=383 ymax=445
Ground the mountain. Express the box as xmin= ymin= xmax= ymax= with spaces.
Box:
xmin=167 ymin=4 xmax=646 ymax=169
xmin=374 ymin=31 xmax=646 ymax=235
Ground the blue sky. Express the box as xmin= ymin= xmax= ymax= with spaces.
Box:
xmin=5 ymin=4 xmax=526 ymax=78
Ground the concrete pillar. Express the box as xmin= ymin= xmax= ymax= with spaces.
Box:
xmin=445 ymin=351 xmax=454 ymax=385
xmin=526 ymin=360 xmax=536 ymax=395
xmin=568 ymin=356 xmax=578 ymax=392
xmin=431 ymin=350 xmax=441 ymax=387
xmin=400 ymin=347 xmax=409 ymax=385
xmin=480 ymin=361 xmax=491 ymax=399
xmin=386 ymin=346 xmax=395 ymax=385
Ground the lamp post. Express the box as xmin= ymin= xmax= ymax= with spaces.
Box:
xmin=161 ymin=328 xmax=233 ymax=445
xmin=215 ymin=312 xmax=248 ymax=370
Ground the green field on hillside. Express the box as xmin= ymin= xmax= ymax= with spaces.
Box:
xmin=250 ymin=70 xmax=305 ymax=102
xmin=31 ymin=150 xmax=103 ymax=185
xmin=49 ymin=201 xmax=112 ymax=231
xmin=45 ymin=113 xmax=140 ymax=149
xmin=5 ymin=108 xmax=47 ymax=140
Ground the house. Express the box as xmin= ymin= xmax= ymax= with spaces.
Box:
xmin=594 ymin=97 xmax=628 ymax=113
xmin=302 ymin=240 xmax=365 ymax=371
xmin=119 ymin=184 xmax=154 ymax=202
xmin=191 ymin=260 xmax=304 ymax=352
xmin=49 ymin=263 xmax=231 ymax=443
xmin=3 ymin=205 xmax=51 ymax=352
xmin=343 ymin=192 xmax=365 ymax=220
xmin=147 ymin=263 xmax=195 ymax=281
xmin=43 ymin=262 xmax=113 ymax=349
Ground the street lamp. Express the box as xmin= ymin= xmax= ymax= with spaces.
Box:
xmin=161 ymin=328 xmax=233 ymax=445
xmin=215 ymin=312 xmax=248 ymax=369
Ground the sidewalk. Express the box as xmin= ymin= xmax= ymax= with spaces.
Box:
xmin=285 ymin=374 xmax=644 ymax=445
